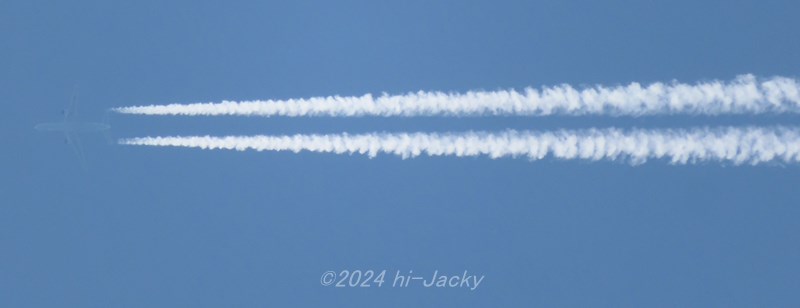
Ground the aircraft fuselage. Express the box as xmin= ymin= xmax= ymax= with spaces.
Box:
xmin=35 ymin=122 xmax=110 ymax=133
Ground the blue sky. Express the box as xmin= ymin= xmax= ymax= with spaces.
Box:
xmin=2 ymin=0 xmax=800 ymax=306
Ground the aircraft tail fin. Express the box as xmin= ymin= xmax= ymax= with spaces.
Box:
xmin=102 ymin=109 xmax=114 ymax=144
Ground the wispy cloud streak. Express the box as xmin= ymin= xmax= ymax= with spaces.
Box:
xmin=119 ymin=127 xmax=800 ymax=165
xmin=112 ymin=75 xmax=800 ymax=117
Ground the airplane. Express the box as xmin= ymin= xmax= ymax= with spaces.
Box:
xmin=34 ymin=90 xmax=110 ymax=169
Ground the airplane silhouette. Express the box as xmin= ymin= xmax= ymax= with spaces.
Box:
xmin=35 ymin=89 xmax=110 ymax=169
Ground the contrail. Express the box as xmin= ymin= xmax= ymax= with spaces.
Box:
xmin=112 ymin=75 xmax=800 ymax=117
xmin=119 ymin=126 xmax=800 ymax=165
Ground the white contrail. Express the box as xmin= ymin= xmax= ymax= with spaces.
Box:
xmin=118 ymin=126 xmax=800 ymax=165
xmin=112 ymin=75 xmax=800 ymax=117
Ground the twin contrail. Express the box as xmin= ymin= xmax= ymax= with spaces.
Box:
xmin=115 ymin=75 xmax=800 ymax=165
xmin=119 ymin=127 xmax=800 ymax=165
xmin=112 ymin=75 xmax=800 ymax=117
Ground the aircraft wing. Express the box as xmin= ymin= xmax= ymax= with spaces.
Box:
xmin=64 ymin=131 xmax=87 ymax=170
xmin=64 ymin=86 xmax=78 ymax=120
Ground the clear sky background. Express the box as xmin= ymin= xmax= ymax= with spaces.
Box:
xmin=2 ymin=0 xmax=800 ymax=306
